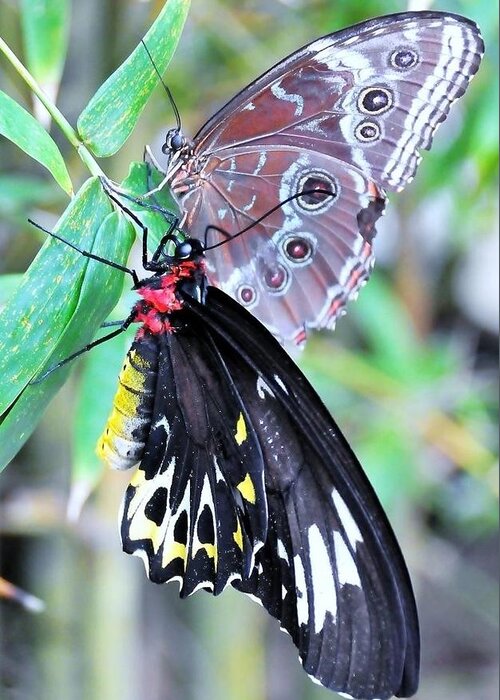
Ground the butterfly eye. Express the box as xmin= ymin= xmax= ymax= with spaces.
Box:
xmin=170 ymin=131 xmax=184 ymax=150
xmin=176 ymin=241 xmax=193 ymax=259
xmin=390 ymin=47 xmax=419 ymax=70
xmin=284 ymin=236 xmax=313 ymax=263
xmin=162 ymin=129 xmax=184 ymax=154
xmin=237 ymin=285 xmax=257 ymax=306
xmin=296 ymin=172 xmax=338 ymax=212
xmin=358 ymin=86 xmax=393 ymax=115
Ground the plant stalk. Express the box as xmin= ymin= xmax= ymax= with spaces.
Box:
xmin=0 ymin=36 xmax=103 ymax=178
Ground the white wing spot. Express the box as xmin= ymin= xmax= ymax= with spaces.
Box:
xmin=277 ymin=538 xmax=289 ymax=564
xmin=253 ymin=151 xmax=267 ymax=176
xmin=273 ymin=374 xmax=288 ymax=394
xmin=332 ymin=489 xmax=363 ymax=548
xmin=308 ymin=524 xmax=337 ymax=630
xmin=256 ymin=376 xmax=274 ymax=399
xmin=153 ymin=416 xmax=170 ymax=432
xmin=242 ymin=194 xmax=257 ymax=212
xmin=334 ymin=531 xmax=361 ymax=587
xmin=293 ymin=554 xmax=308 ymax=626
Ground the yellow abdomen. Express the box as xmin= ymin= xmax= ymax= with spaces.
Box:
xmin=97 ymin=338 xmax=158 ymax=470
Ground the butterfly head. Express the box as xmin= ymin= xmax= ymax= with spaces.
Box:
xmin=174 ymin=237 xmax=204 ymax=262
xmin=150 ymin=235 xmax=205 ymax=269
xmin=162 ymin=128 xmax=186 ymax=156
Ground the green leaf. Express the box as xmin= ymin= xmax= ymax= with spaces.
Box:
xmin=0 ymin=89 xmax=72 ymax=195
xmin=0 ymin=274 xmax=22 ymax=306
xmin=20 ymin=0 xmax=70 ymax=87
xmin=77 ymin=0 xmax=191 ymax=157
xmin=0 ymin=178 xmax=135 ymax=471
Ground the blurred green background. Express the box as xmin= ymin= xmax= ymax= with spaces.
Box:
xmin=0 ymin=1 xmax=498 ymax=699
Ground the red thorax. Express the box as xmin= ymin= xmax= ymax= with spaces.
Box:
xmin=134 ymin=259 xmax=204 ymax=337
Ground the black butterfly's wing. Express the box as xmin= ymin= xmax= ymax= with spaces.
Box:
xmin=118 ymin=330 xmax=269 ymax=595
xmin=119 ymin=287 xmax=419 ymax=699
xmin=188 ymin=288 xmax=419 ymax=698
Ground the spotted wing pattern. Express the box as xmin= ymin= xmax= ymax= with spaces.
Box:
xmin=118 ymin=330 xmax=268 ymax=595
xmin=116 ymin=287 xmax=419 ymax=699
xmin=166 ymin=12 xmax=483 ymax=347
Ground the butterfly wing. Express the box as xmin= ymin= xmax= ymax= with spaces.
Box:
xmin=119 ymin=330 xmax=269 ymax=595
xmin=167 ymin=12 xmax=483 ymax=346
xmin=121 ymin=286 xmax=419 ymax=699
xmin=180 ymin=148 xmax=384 ymax=345
xmin=191 ymin=12 xmax=483 ymax=191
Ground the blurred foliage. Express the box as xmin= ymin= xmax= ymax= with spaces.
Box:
xmin=0 ymin=1 xmax=498 ymax=700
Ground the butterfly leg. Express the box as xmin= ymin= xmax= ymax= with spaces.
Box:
xmin=103 ymin=178 xmax=179 ymax=271
xmin=30 ymin=310 xmax=137 ymax=384
xmin=99 ymin=175 xmax=178 ymax=223
xmin=100 ymin=319 xmax=128 ymax=328
xmin=144 ymin=144 xmax=164 ymax=173
xmin=137 ymin=154 xmax=171 ymax=199
xmin=101 ymin=180 xmax=181 ymax=271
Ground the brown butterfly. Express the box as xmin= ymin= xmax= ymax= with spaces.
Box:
xmin=148 ymin=11 xmax=483 ymax=348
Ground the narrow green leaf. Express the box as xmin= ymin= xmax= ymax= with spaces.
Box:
xmin=0 ymin=274 xmax=22 ymax=306
xmin=20 ymin=0 xmax=70 ymax=87
xmin=77 ymin=0 xmax=191 ymax=157
xmin=0 ymin=179 xmax=135 ymax=471
xmin=0 ymin=178 xmax=109 ymax=413
xmin=0 ymin=89 xmax=72 ymax=194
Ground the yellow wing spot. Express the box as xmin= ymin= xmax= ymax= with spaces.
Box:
xmin=129 ymin=511 xmax=165 ymax=556
xmin=233 ymin=519 xmax=243 ymax=551
xmin=236 ymin=473 xmax=256 ymax=504
xmin=194 ymin=543 xmax=217 ymax=562
xmin=162 ymin=541 xmax=187 ymax=568
xmin=235 ymin=413 xmax=247 ymax=446
xmin=139 ymin=518 xmax=163 ymax=554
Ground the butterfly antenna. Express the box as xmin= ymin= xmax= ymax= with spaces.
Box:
xmin=204 ymin=189 xmax=334 ymax=251
xmin=141 ymin=40 xmax=181 ymax=131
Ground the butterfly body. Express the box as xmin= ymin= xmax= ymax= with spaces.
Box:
xmin=155 ymin=11 xmax=483 ymax=348
xmin=97 ymin=239 xmax=419 ymax=699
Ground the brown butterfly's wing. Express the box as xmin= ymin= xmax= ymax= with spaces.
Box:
xmin=167 ymin=12 xmax=483 ymax=347
xmin=176 ymin=147 xmax=384 ymax=345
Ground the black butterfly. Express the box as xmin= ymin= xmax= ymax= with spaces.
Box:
xmin=67 ymin=188 xmax=420 ymax=699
